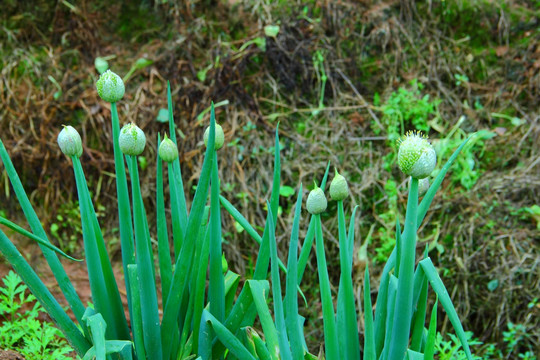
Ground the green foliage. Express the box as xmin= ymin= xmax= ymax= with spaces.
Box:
xmin=50 ymin=200 xmax=106 ymax=256
xmin=0 ymin=271 xmax=73 ymax=359
xmin=374 ymin=79 xmax=441 ymax=144
xmin=434 ymin=324 xmax=538 ymax=360
xmin=434 ymin=127 xmax=494 ymax=190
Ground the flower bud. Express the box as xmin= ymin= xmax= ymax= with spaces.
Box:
xmin=204 ymin=124 xmax=225 ymax=150
xmin=418 ymin=177 xmax=429 ymax=197
xmin=397 ymin=131 xmax=436 ymax=179
xmin=307 ymin=184 xmax=327 ymax=215
xmin=222 ymin=254 xmax=228 ymax=273
xmin=158 ymin=134 xmax=178 ymax=163
xmin=96 ymin=70 xmax=125 ymax=103
xmin=57 ymin=125 xmax=83 ymax=158
xmin=119 ymin=123 xmax=146 ymax=156
xmin=330 ymin=169 xmax=349 ymax=201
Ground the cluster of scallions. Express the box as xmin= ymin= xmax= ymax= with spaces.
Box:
xmin=58 ymin=70 xmax=225 ymax=160
xmin=305 ymin=130 xmax=436 ymax=214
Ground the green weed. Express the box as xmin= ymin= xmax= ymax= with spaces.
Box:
xmin=0 ymin=271 xmax=74 ymax=359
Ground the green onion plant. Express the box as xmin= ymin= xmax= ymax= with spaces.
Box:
xmin=0 ymin=70 xmax=474 ymax=360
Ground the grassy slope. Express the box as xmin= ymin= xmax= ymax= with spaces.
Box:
xmin=0 ymin=0 xmax=538 ymax=357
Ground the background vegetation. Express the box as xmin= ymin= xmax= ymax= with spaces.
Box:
xmin=0 ymin=0 xmax=538 ymax=358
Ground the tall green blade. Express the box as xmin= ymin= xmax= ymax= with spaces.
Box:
xmin=129 ymin=155 xmax=162 ymax=358
xmin=72 ymin=157 xmax=124 ymax=340
xmin=249 ymin=280 xmax=279 ymax=360
xmin=252 ymin=127 xmax=281 ymax=281
xmin=167 ymin=82 xmax=188 ymax=228
xmin=191 ymin=225 xmax=211 ymax=354
xmin=424 ymin=299 xmax=438 ymax=360
xmin=267 ymin=201 xmax=292 ymax=360
xmin=127 ymin=264 xmax=146 ymax=360
xmin=110 ymin=103 xmax=136 ymax=322
xmin=284 ymin=185 xmax=304 ymax=360
xmin=364 ymin=266 xmax=376 ymax=360
xmin=314 ymin=214 xmax=339 ymax=359
xmin=420 ymin=258 xmax=473 ymax=360
xmin=220 ymin=195 xmax=292 ymax=277
xmin=73 ymin=158 xmax=130 ymax=339
xmin=297 ymin=162 xmax=331 ymax=285
xmin=156 ymin=133 xmax=173 ymax=305
xmin=410 ymin=270 xmax=428 ymax=352
xmin=388 ymin=178 xmax=419 ymax=360
xmin=374 ymin=231 xmax=397 ymax=358
xmin=0 ymin=138 xmax=86 ymax=327
xmin=162 ymin=103 xmax=216 ymax=360
xmin=336 ymin=200 xmax=359 ymax=360
xmin=381 ymin=275 xmax=398 ymax=360
xmin=347 ymin=206 xmax=358 ymax=270
xmin=199 ymin=310 xmax=257 ymax=360
xmin=209 ymin=152 xmax=225 ymax=322
xmin=168 ymin=161 xmax=185 ymax=261
xmin=0 ymin=229 xmax=91 ymax=355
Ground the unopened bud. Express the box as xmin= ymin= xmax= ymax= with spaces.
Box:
xmin=158 ymin=134 xmax=178 ymax=163
xmin=204 ymin=124 xmax=225 ymax=150
xmin=96 ymin=70 xmax=125 ymax=103
xmin=57 ymin=126 xmax=83 ymax=158
xmin=307 ymin=184 xmax=327 ymax=215
xmin=330 ymin=169 xmax=349 ymax=201
xmin=119 ymin=123 xmax=146 ymax=156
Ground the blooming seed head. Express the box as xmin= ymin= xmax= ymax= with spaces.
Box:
xmin=204 ymin=124 xmax=225 ymax=150
xmin=307 ymin=184 xmax=327 ymax=215
xmin=397 ymin=131 xmax=437 ymax=179
xmin=57 ymin=125 xmax=83 ymax=158
xmin=96 ymin=70 xmax=125 ymax=103
xmin=158 ymin=134 xmax=178 ymax=163
xmin=330 ymin=169 xmax=349 ymax=201
xmin=119 ymin=123 xmax=146 ymax=156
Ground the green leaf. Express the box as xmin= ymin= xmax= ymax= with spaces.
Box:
xmin=314 ymin=214 xmax=339 ymax=359
xmin=424 ymin=299 xmax=438 ymax=360
xmin=279 ymin=185 xmax=295 ymax=197
xmin=209 ymin=152 xmax=225 ymax=322
xmin=264 ymin=25 xmax=280 ymax=37
xmin=0 ymin=217 xmax=81 ymax=261
xmin=420 ymin=258 xmax=473 ymax=360
xmin=161 ymin=102 xmax=216 ymax=360
xmin=156 ymin=108 xmax=169 ymax=123
xmin=94 ymin=57 xmax=109 ymax=74
xmin=363 ymin=267 xmax=376 ymax=360
xmin=267 ymin=201 xmax=292 ymax=360
xmin=83 ymin=312 xmax=107 ymax=360
xmin=249 ymin=280 xmax=279 ymax=360
xmin=487 ymin=279 xmax=499 ymax=292
xmin=109 ymin=102 xmax=136 ymax=331
xmin=284 ymin=185 xmax=305 ymax=359
xmin=82 ymin=340 xmax=133 ymax=360
xmin=127 ymin=264 xmax=146 ymax=360
xmin=199 ymin=310 xmax=257 ymax=360
xmin=72 ymin=157 xmax=129 ymax=340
